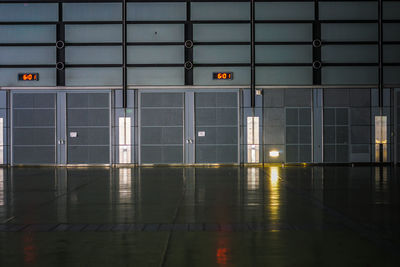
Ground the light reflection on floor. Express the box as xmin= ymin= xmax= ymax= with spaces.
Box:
xmin=0 ymin=166 xmax=399 ymax=266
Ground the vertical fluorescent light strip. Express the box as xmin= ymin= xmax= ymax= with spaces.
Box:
xmin=0 ymin=169 xmax=3 ymax=206
xmin=247 ymin=117 xmax=259 ymax=163
xmin=119 ymin=117 xmax=131 ymax=163
xmin=0 ymin=118 xmax=3 ymax=164
xmin=375 ymin=116 xmax=387 ymax=162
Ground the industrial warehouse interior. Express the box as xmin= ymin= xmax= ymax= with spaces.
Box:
xmin=0 ymin=0 xmax=399 ymax=266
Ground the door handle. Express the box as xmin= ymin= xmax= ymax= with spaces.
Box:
xmin=58 ymin=140 xmax=65 ymax=145
xmin=186 ymin=138 xmax=194 ymax=144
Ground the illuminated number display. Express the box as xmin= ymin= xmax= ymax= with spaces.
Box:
xmin=212 ymin=72 xmax=233 ymax=80
xmin=18 ymin=73 xmax=39 ymax=81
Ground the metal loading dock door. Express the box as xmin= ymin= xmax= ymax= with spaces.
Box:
xmin=12 ymin=91 xmax=110 ymax=165
xmin=139 ymin=90 xmax=239 ymax=164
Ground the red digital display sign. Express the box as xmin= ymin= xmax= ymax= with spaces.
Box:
xmin=213 ymin=72 xmax=233 ymax=80
xmin=18 ymin=73 xmax=39 ymax=81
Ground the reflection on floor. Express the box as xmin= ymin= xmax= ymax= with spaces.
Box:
xmin=0 ymin=166 xmax=399 ymax=266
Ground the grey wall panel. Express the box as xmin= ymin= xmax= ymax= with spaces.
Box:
xmin=67 ymin=128 xmax=109 ymax=146
xmin=141 ymin=109 xmax=183 ymax=127
xmin=128 ymin=68 xmax=184 ymax=86
xmin=67 ymin=93 xmax=109 ymax=108
xmin=13 ymin=93 xmax=55 ymax=108
xmin=256 ymin=67 xmax=312 ymax=85
xmin=322 ymin=24 xmax=377 ymax=42
xmin=13 ymin=147 xmax=55 ymax=164
xmin=128 ymin=24 xmax=184 ymax=42
xmin=383 ymin=24 xmax=400 ymax=41
xmin=13 ymin=109 xmax=55 ymax=127
xmin=13 ymin=128 xmax=55 ymax=146
xmin=67 ymin=109 xmax=109 ymax=127
xmin=66 ymin=46 xmax=122 ymax=65
xmin=141 ymin=146 xmax=183 ymax=164
xmin=0 ymin=25 xmax=56 ymax=43
xmin=0 ymin=47 xmax=56 ymax=65
xmin=127 ymin=46 xmax=184 ymax=64
xmin=67 ymin=146 xmax=109 ymax=164
xmin=141 ymin=127 xmax=183 ymax=145
xmin=12 ymin=93 xmax=56 ymax=165
xmin=256 ymin=24 xmax=312 ymax=42
xmin=322 ymin=67 xmax=378 ymax=85
xmin=319 ymin=2 xmax=377 ymax=20
xmin=194 ymin=46 xmax=250 ymax=64
xmin=195 ymin=127 xmax=237 ymax=144
xmin=349 ymin=89 xmax=371 ymax=107
xmin=195 ymin=92 xmax=237 ymax=108
xmin=191 ymin=2 xmax=249 ymax=21
xmin=196 ymin=146 xmax=237 ymax=164
xmin=384 ymin=2 xmax=400 ymax=19
xmin=127 ymin=2 xmax=186 ymax=21
xmin=0 ymin=3 xmax=58 ymax=22
xmin=63 ymin=3 xmax=121 ymax=21
xmin=263 ymin=90 xmax=284 ymax=108
xmin=194 ymin=24 xmax=250 ymax=42
xmin=255 ymin=2 xmax=314 ymax=20
xmin=66 ymin=68 xmax=122 ymax=86
xmin=284 ymin=89 xmax=312 ymax=107
xmin=256 ymin=45 xmax=312 ymax=63
xmin=351 ymin=126 xmax=370 ymax=144
xmin=66 ymin=92 xmax=110 ymax=164
xmin=322 ymin=45 xmax=378 ymax=63
xmin=66 ymin=25 xmax=122 ymax=43
xmin=141 ymin=93 xmax=183 ymax=108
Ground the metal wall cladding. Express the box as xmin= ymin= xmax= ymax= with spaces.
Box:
xmin=66 ymin=93 xmax=110 ymax=164
xmin=140 ymin=92 xmax=184 ymax=164
xmin=195 ymin=92 xmax=238 ymax=164
xmin=12 ymin=93 xmax=56 ymax=164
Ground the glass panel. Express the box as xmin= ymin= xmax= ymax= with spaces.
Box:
xmin=322 ymin=24 xmax=378 ymax=41
xmin=127 ymin=3 xmax=186 ymax=21
xmin=128 ymin=67 xmax=184 ymax=85
xmin=66 ymin=46 xmax=122 ymax=64
xmin=322 ymin=45 xmax=378 ymax=63
xmin=194 ymin=45 xmax=250 ymax=64
xmin=322 ymin=67 xmax=378 ymax=85
xmin=193 ymin=24 xmax=250 ymax=42
xmin=320 ymin=2 xmax=377 ymax=20
xmin=255 ymin=2 xmax=314 ymax=20
xmin=63 ymin=3 xmax=121 ymax=21
xmin=383 ymin=24 xmax=400 ymax=42
xmin=0 ymin=68 xmax=56 ymax=86
xmin=0 ymin=25 xmax=56 ymax=43
xmin=128 ymin=24 xmax=184 ymax=42
xmin=256 ymin=45 xmax=312 ymax=63
xmin=191 ymin=2 xmax=249 ymax=20
xmin=127 ymin=46 xmax=184 ymax=64
xmin=66 ymin=25 xmax=122 ymax=43
xmin=256 ymin=24 xmax=312 ymax=42
xmin=383 ymin=45 xmax=400 ymax=63
xmin=0 ymin=3 xmax=58 ymax=22
xmin=256 ymin=67 xmax=312 ymax=85
xmin=0 ymin=47 xmax=55 ymax=64
xmin=383 ymin=2 xmax=400 ymax=20
xmin=66 ymin=68 xmax=122 ymax=86
xmin=193 ymin=67 xmax=250 ymax=85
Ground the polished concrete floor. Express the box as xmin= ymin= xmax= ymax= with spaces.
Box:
xmin=0 ymin=166 xmax=399 ymax=266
